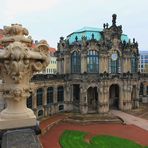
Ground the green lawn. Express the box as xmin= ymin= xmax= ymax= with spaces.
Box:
xmin=60 ymin=130 xmax=148 ymax=148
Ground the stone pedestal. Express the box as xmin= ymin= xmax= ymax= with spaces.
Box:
xmin=0 ymin=118 xmax=36 ymax=130
xmin=1 ymin=128 xmax=41 ymax=148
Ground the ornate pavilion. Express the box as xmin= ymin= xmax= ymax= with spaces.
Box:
xmin=28 ymin=14 xmax=140 ymax=118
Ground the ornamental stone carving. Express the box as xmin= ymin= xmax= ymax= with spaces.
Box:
xmin=0 ymin=24 xmax=49 ymax=129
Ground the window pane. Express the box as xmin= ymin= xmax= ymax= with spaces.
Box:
xmin=87 ymin=50 xmax=99 ymax=73
xmin=37 ymin=88 xmax=43 ymax=106
xmin=71 ymin=51 xmax=81 ymax=73
xmin=57 ymin=86 xmax=64 ymax=102
xmin=47 ymin=87 xmax=53 ymax=104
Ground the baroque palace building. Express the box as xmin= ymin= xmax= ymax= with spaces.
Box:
xmin=27 ymin=14 xmax=141 ymax=118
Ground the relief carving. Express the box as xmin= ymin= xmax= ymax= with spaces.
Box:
xmin=0 ymin=24 xmax=50 ymax=123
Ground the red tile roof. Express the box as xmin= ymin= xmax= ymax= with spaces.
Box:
xmin=49 ymin=47 xmax=56 ymax=54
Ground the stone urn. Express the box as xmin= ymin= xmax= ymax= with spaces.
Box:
xmin=0 ymin=24 xmax=49 ymax=129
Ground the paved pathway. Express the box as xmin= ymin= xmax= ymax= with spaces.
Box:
xmin=111 ymin=110 xmax=148 ymax=131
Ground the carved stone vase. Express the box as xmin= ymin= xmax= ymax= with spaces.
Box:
xmin=0 ymin=24 xmax=49 ymax=129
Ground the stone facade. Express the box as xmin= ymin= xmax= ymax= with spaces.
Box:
xmin=25 ymin=14 xmax=142 ymax=119
xmin=55 ymin=14 xmax=140 ymax=114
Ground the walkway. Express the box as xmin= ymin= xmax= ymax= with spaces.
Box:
xmin=111 ymin=110 xmax=148 ymax=131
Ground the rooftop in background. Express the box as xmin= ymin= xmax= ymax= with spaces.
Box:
xmin=49 ymin=47 xmax=56 ymax=56
xmin=139 ymin=51 xmax=148 ymax=54
xmin=67 ymin=26 xmax=129 ymax=44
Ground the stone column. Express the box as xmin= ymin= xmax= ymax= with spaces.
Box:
xmin=134 ymin=86 xmax=140 ymax=108
xmin=123 ymin=56 xmax=131 ymax=73
xmin=64 ymin=54 xmax=70 ymax=74
xmin=122 ymin=83 xmax=128 ymax=111
xmin=104 ymin=85 xmax=109 ymax=113
xmin=127 ymin=86 xmax=132 ymax=110
xmin=57 ymin=58 xmax=60 ymax=74
xmin=100 ymin=55 xmax=109 ymax=73
xmin=70 ymin=84 xmax=73 ymax=102
xmin=53 ymin=86 xmax=57 ymax=114
xmin=43 ymin=87 xmax=47 ymax=117
xmin=98 ymin=86 xmax=104 ymax=113
xmin=32 ymin=91 xmax=37 ymax=117
xmin=79 ymin=85 xmax=88 ymax=114
xmin=119 ymin=84 xmax=124 ymax=110
xmin=123 ymin=84 xmax=132 ymax=111
xmin=64 ymin=83 xmax=72 ymax=112
xmin=81 ymin=53 xmax=87 ymax=73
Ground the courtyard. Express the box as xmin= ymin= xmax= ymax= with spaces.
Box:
xmin=39 ymin=111 xmax=148 ymax=148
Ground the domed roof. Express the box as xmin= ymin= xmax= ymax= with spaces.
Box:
xmin=67 ymin=27 xmax=103 ymax=44
xmin=67 ymin=26 xmax=129 ymax=44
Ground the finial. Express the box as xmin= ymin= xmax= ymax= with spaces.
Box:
xmin=75 ymin=36 xmax=78 ymax=42
xmin=112 ymin=14 xmax=117 ymax=26
xmin=106 ymin=23 xmax=109 ymax=28
xmin=60 ymin=36 xmax=64 ymax=41
xmin=103 ymin=23 xmax=106 ymax=29
xmin=128 ymin=39 xmax=131 ymax=44
xmin=91 ymin=33 xmax=94 ymax=39
xmin=133 ymin=38 xmax=135 ymax=43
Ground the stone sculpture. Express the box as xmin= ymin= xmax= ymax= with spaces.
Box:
xmin=0 ymin=24 xmax=49 ymax=129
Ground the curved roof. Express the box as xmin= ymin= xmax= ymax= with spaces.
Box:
xmin=67 ymin=27 xmax=103 ymax=44
xmin=74 ymin=27 xmax=103 ymax=33
xmin=67 ymin=26 xmax=129 ymax=44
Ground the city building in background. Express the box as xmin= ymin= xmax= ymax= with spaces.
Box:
xmin=45 ymin=47 xmax=57 ymax=74
xmin=139 ymin=51 xmax=148 ymax=73
xmin=38 ymin=47 xmax=57 ymax=74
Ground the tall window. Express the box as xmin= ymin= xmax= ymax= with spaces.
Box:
xmin=47 ymin=87 xmax=53 ymax=104
xmin=87 ymin=50 xmax=99 ymax=73
xmin=37 ymin=88 xmax=43 ymax=106
xmin=27 ymin=95 xmax=32 ymax=108
xmin=131 ymin=55 xmax=137 ymax=73
xmin=57 ymin=86 xmax=64 ymax=102
xmin=110 ymin=52 xmax=120 ymax=74
xmin=71 ymin=51 xmax=81 ymax=73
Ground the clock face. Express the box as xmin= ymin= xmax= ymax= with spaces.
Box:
xmin=111 ymin=53 xmax=118 ymax=61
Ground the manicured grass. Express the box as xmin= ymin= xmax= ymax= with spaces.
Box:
xmin=60 ymin=130 xmax=88 ymax=148
xmin=60 ymin=130 xmax=147 ymax=148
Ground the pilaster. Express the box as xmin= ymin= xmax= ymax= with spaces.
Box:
xmin=81 ymin=53 xmax=87 ymax=73
xmin=43 ymin=87 xmax=47 ymax=117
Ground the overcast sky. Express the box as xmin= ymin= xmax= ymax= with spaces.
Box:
xmin=0 ymin=0 xmax=148 ymax=50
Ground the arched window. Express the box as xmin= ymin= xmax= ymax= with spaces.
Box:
xmin=47 ymin=87 xmax=53 ymax=104
xmin=57 ymin=86 xmax=64 ymax=102
xmin=71 ymin=51 xmax=81 ymax=73
xmin=131 ymin=55 xmax=137 ymax=73
xmin=110 ymin=52 xmax=120 ymax=73
xmin=27 ymin=95 xmax=32 ymax=108
xmin=38 ymin=110 xmax=43 ymax=117
xmin=87 ymin=50 xmax=99 ymax=73
xmin=37 ymin=88 xmax=43 ymax=106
